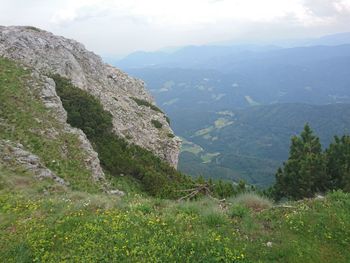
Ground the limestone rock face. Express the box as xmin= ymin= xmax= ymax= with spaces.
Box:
xmin=0 ymin=26 xmax=181 ymax=167
xmin=37 ymin=74 xmax=105 ymax=181
xmin=0 ymin=140 xmax=66 ymax=185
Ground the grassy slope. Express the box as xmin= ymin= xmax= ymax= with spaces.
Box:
xmin=1 ymin=57 xmax=350 ymax=262
xmin=0 ymin=58 xmax=99 ymax=192
xmin=1 ymin=172 xmax=350 ymax=262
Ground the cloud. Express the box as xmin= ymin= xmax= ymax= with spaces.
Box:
xmin=48 ymin=0 xmax=305 ymax=27
xmin=295 ymin=0 xmax=350 ymax=31
xmin=303 ymin=0 xmax=350 ymax=17
xmin=335 ymin=0 xmax=350 ymax=12
xmin=0 ymin=0 xmax=349 ymax=56
xmin=303 ymin=0 xmax=342 ymax=16
xmin=50 ymin=1 xmax=110 ymax=26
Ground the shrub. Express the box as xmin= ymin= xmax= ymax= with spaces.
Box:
xmin=178 ymin=197 xmax=228 ymax=227
xmin=25 ymin=26 xmax=41 ymax=32
xmin=52 ymin=75 xmax=113 ymax=138
xmin=228 ymin=204 xmax=249 ymax=218
xmin=167 ymin=133 xmax=175 ymax=138
xmin=165 ymin=116 xmax=171 ymax=125
xmin=135 ymin=203 xmax=153 ymax=214
xmin=131 ymin=97 xmax=163 ymax=113
xmin=229 ymin=192 xmax=273 ymax=212
xmin=151 ymin=119 xmax=163 ymax=129
xmin=210 ymin=179 xmax=236 ymax=198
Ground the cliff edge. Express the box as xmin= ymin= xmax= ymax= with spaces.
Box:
xmin=0 ymin=26 xmax=181 ymax=168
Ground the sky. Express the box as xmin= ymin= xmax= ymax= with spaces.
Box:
xmin=1 ymin=0 xmax=350 ymax=57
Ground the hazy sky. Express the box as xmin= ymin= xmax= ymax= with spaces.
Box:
xmin=1 ymin=0 xmax=350 ymax=57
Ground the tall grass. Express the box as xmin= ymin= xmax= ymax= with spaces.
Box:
xmin=229 ymin=192 xmax=273 ymax=212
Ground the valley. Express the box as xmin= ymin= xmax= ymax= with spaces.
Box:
xmin=118 ymin=40 xmax=350 ymax=187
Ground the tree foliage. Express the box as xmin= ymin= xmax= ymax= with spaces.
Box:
xmin=273 ymin=124 xmax=350 ymax=200
xmin=325 ymin=135 xmax=350 ymax=192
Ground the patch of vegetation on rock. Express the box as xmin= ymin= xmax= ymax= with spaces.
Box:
xmin=131 ymin=97 xmax=163 ymax=113
xmin=53 ymin=75 xmax=192 ymax=198
xmin=167 ymin=133 xmax=175 ymax=138
xmin=165 ymin=115 xmax=171 ymax=125
xmin=151 ymin=119 xmax=163 ymax=129
xmin=25 ymin=26 xmax=41 ymax=32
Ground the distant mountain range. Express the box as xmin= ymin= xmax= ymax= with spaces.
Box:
xmin=113 ymin=44 xmax=279 ymax=69
xmin=215 ymin=31 xmax=350 ymax=48
xmin=125 ymin=44 xmax=350 ymax=110
xmin=277 ymin=31 xmax=350 ymax=48
xmin=113 ymin=31 xmax=350 ymax=69
xmin=111 ymin=31 xmax=350 ymax=187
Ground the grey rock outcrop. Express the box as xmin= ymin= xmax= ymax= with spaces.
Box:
xmin=36 ymin=73 xmax=105 ymax=181
xmin=0 ymin=26 xmax=181 ymax=167
xmin=0 ymin=140 xmax=66 ymax=185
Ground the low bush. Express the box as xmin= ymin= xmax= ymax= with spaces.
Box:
xmin=229 ymin=192 xmax=273 ymax=212
xmin=167 ymin=133 xmax=175 ymax=138
xmin=25 ymin=26 xmax=41 ymax=32
xmin=151 ymin=119 xmax=163 ymax=129
xmin=165 ymin=116 xmax=171 ymax=125
xmin=202 ymin=211 xmax=227 ymax=227
xmin=228 ymin=204 xmax=249 ymax=218
xmin=130 ymin=97 xmax=163 ymax=113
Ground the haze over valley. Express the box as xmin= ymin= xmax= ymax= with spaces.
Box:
xmin=114 ymin=32 xmax=350 ymax=186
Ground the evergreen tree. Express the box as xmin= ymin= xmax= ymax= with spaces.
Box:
xmin=325 ymin=135 xmax=350 ymax=192
xmin=196 ymin=175 xmax=206 ymax=184
xmin=237 ymin=180 xmax=246 ymax=194
xmin=274 ymin=124 xmax=327 ymax=200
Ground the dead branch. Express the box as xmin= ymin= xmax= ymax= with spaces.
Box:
xmin=177 ymin=183 xmax=214 ymax=201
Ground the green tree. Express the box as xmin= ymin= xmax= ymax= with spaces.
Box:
xmin=274 ymin=123 xmax=327 ymax=200
xmin=325 ymin=135 xmax=350 ymax=192
xmin=237 ymin=180 xmax=246 ymax=194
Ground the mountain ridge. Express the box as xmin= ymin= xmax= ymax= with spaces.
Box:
xmin=114 ymin=31 xmax=350 ymax=68
xmin=0 ymin=25 xmax=181 ymax=168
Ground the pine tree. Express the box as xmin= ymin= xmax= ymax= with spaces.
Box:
xmin=325 ymin=135 xmax=350 ymax=192
xmin=274 ymin=123 xmax=327 ymax=200
xmin=237 ymin=180 xmax=246 ymax=193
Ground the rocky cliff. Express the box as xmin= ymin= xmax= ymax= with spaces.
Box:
xmin=0 ymin=26 xmax=181 ymax=168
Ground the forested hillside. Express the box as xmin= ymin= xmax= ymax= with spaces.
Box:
xmin=176 ymin=104 xmax=350 ymax=186
xmin=119 ymin=41 xmax=350 ymax=186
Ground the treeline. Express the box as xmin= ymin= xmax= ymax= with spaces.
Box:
xmin=52 ymin=75 xmax=236 ymax=199
xmin=271 ymin=124 xmax=350 ymax=200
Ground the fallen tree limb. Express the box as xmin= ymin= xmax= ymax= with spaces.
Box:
xmin=177 ymin=183 xmax=212 ymax=201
